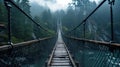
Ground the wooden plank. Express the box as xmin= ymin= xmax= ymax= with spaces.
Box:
xmin=47 ymin=31 xmax=77 ymax=67
xmin=51 ymin=62 xmax=71 ymax=66
xmin=63 ymin=42 xmax=77 ymax=67
xmin=50 ymin=66 xmax=72 ymax=67
xmin=47 ymin=41 xmax=57 ymax=66
xmin=52 ymin=60 xmax=70 ymax=63
xmin=47 ymin=30 xmax=77 ymax=67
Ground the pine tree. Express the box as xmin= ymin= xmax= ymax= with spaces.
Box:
xmin=11 ymin=0 xmax=33 ymax=42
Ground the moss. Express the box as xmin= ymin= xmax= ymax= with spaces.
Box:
xmin=0 ymin=34 xmax=8 ymax=41
xmin=12 ymin=36 xmax=24 ymax=43
xmin=62 ymin=26 xmax=68 ymax=32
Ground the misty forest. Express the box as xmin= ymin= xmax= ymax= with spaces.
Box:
xmin=0 ymin=0 xmax=120 ymax=67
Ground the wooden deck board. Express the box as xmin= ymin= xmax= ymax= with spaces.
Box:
xmin=47 ymin=30 xmax=77 ymax=67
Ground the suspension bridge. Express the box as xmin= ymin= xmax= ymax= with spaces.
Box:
xmin=0 ymin=0 xmax=120 ymax=67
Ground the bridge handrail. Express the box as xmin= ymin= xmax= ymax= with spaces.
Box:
xmin=0 ymin=36 xmax=54 ymax=52
xmin=64 ymin=35 xmax=120 ymax=48
xmin=47 ymin=41 xmax=57 ymax=66
xmin=63 ymin=42 xmax=77 ymax=67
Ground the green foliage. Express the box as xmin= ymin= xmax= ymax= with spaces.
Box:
xmin=0 ymin=1 xmax=8 ymax=44
xmin=0 ymin=34 xmax=8 ymax=41
xmin=61 ymin=0 xmax=120 ymax=42
xmin=33 ymin=10 xmax=56 ymax=38
xmin=0 ymin=0 xmax=35 ymax=43
xmin=62 ymin=26 xmax=68 ymax=32
xmin=11 ymin=36 xmax=24 ymax=43
xmin=0 ymin=1 xmax=7 ymax=22
xmin=10 ymin=0 xmax=34 ymax=42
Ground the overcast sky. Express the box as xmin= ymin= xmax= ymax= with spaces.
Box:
xmin=29 ymin=0 xmax=101 ymax=12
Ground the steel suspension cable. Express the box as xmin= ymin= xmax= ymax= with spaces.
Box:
xmin=66 ymin=0 xmax=107 ymax=34
xmin=5 ymin=0 xmax=51 ymax=33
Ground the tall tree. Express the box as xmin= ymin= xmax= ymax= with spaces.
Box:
xmin=11 ymin=0 xmax=33 ymax=42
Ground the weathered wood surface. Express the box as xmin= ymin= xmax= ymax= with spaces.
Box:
xmin=0 ymin=36 xmax=53 ymax=51
xmin=47 ymin=31 xmax=77 ymax=67
xmin=65 ymin=36 xmax=120 ymax=47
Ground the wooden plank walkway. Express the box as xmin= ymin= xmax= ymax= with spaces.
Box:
xmin=47 ymin=30 xmax=77 ymax=67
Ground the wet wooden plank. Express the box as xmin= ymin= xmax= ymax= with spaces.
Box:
xmin=51 ymin=62 xmax=71 ymax=66
xmin=50 ymin=66 xmax=72 ymax=67
xmin=47 ymin=30 xmax=77 ymax=67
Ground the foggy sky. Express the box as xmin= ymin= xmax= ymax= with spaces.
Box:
xmin=29 ymin=0 xmax=101 ymax=12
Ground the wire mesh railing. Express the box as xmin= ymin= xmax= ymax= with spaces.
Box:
xmin=63 ymin=36 xmax=120 ymax=67
xmin=0 ymin=0 xmax=57 ymax=66
xmin=0 ymin=37 xmax=56 ymax=67
xmin=63 ymin=0 xmax=120 ymax=67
